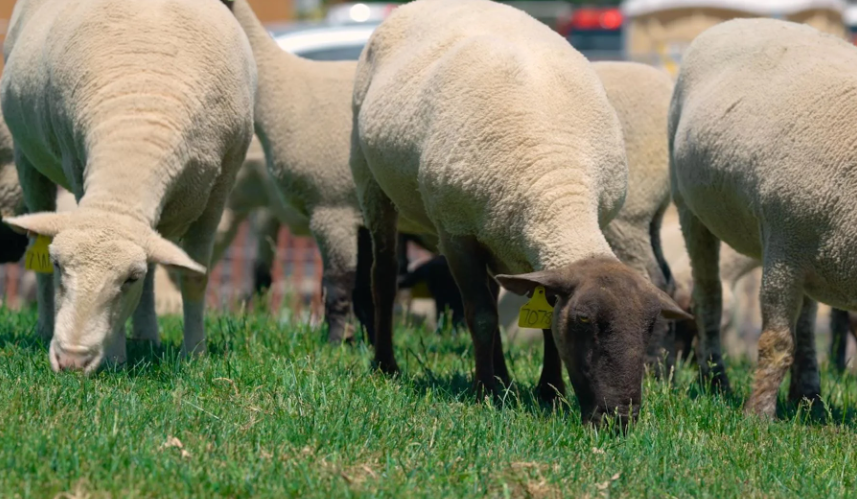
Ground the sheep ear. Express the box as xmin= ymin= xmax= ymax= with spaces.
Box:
xmin=3 ymin=212 xmax=69 ymax=237
xmin=146 ymin=233 xmax=206 ymax=275
xmin=495 ymin=270 xmax=574 ymax=298
xmin=652 ymin=286 xmax=694 ymax=321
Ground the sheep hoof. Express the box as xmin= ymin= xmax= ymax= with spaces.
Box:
xmin=700 ymin=370 xmax=732 ymax=395
xmin=327 ymin=323 xmax=355 ymax=345
xmin=372 ymin=357 xmax=400 ymax=376
xmin=744 ymin=396 xmax=777 ymax=419
xmin=473 ymin=379 xmax=499 ymax=401
xmin=536 ymin=381 xmax=565 ymax=407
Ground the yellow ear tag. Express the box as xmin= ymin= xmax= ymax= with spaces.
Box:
xmin=25 ymin=234 xmax=53 ymax=274
xmin=518 ymin=286 xmax=554 ymax=329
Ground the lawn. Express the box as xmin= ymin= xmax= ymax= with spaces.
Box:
xmin=0 ymin=306 xmax=855 ymax=498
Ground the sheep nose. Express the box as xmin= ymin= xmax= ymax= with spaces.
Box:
xmin=51 ymin=347 xmax=98 ymax=372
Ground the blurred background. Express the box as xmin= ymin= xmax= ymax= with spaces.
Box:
xmin=0 ymin=0 xmax=856 ymax=333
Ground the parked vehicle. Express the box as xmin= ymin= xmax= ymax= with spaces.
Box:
xmin=270 ymin=22 xmax=379 ymax=60
xmin=557 ymin=5 xmax=625 ymax=61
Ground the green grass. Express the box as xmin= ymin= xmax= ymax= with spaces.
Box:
xmin=1 ymin=306 xmax=856 ymax=498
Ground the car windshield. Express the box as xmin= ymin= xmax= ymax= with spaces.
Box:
xmin=296 ymin=45 xmax=367 ymax=61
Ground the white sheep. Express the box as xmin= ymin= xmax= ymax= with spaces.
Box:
xmin=669 ymin=18 xmax=857 ymax=416
xmin=232 ymin=0 xmax=365 ymax=343
xmin=1 ymin=0 xmax=256 ymax=372
xmin=351 ymin=0 xmax=689 ymax=425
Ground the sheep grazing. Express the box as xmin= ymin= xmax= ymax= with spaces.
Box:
xmin=592 ymin=61 xmax=677 ymax=372
xmin=351 ymin=0 xmax=689 ymax=425
xmin=231 ymin=0 xmax=365 ymax=343
xmin=1 ymin=0 xmax=256 ymax=372
xmin=669 ymin=18 xmax=857 ymax=416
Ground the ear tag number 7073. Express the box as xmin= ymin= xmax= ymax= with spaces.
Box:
xmin=517 ymin=285 xmax=554 ymax=329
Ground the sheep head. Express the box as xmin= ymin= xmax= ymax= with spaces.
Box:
xmin=4 ymin=210 xmax=205 ymax=373
xmin=496 ymin=256 xmax=691 ymax=429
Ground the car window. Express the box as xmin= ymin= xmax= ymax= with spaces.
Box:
xmin=296 ymin=44 xmax=366 ymax=61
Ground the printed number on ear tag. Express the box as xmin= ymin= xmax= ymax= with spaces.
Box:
xmin=25 ymin=234 xmax=53 ymax=274
xmin=517 ymin=286 xmax=554 ymax=329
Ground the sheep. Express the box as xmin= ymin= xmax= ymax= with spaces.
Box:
xmin=1 ymin=0 xmax=256 ymax=372
xmin=351 ymin=0 xmax=689 ymax=425
xmin=669 ymin=18 xmax=857 ymax=416
xmin=231 ymin=0 xmax=365 ymax=343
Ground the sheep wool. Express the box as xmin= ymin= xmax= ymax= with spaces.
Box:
xmin=669 ymin=18 xmax=857 ymax=416
xmin=1 ymin=0 xmax=256 ymax=372
xmin=353 ymin=0 xmax=627 ymax=274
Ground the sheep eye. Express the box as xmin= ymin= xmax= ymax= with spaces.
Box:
xmin=124 ymin=276 xmax=140 ymax=286
xmin=576 ymin=315 xmax=590 ymax=324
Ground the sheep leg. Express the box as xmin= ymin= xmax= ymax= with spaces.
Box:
xmin=309 ymin=207 xmax=361 ymax=344
xmin=211 ymin=207 xmax=247 ymax=270
xmin=488 ymin=276 xmax=510 ymax=385
xmin=130 ymin=263 xmax=160 ymax=346
xmin=537 ymin=328 xmax=566 ymax=404
xmin=15 ymin=149 xmax=57 ymax=343
xmin=677 ymin=205 xmax=729 ymax=392
xmin=649 ymin=202 xmax=678 ymax=376
xmin=746 ymin=259 xmax=802 ymax=417
xmin=829 ymin=307 xmax=850 ymax=373
xmin=251 ymin=209 xmax=279 ymax=296
xmin=788 ymin=295 xmax=821 ymax=404
xmin=441 ymin=234 xmax=509 ymax=395
xmin=363 ymin=182 xmax=400 ymax=374
xmin=178 ymin=166 xmax=240 ymax=357
xmin=353 ymin=226 xmax=375 ymax=344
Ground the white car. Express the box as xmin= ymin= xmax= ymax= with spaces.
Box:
xmin=324 ymin=2 xmax=397 ymax=26
xmin=269 ymin=21 xmax=378 ymax=60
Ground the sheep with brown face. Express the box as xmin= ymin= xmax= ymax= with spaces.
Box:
xmin=350 ymin=0 xmax=690 ymax=426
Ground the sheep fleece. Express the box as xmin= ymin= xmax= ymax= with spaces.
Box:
xmin=352 ymin=0 xmax=627 ymax=274
xmin=1 ymin=0 xmax=256 ymax=238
